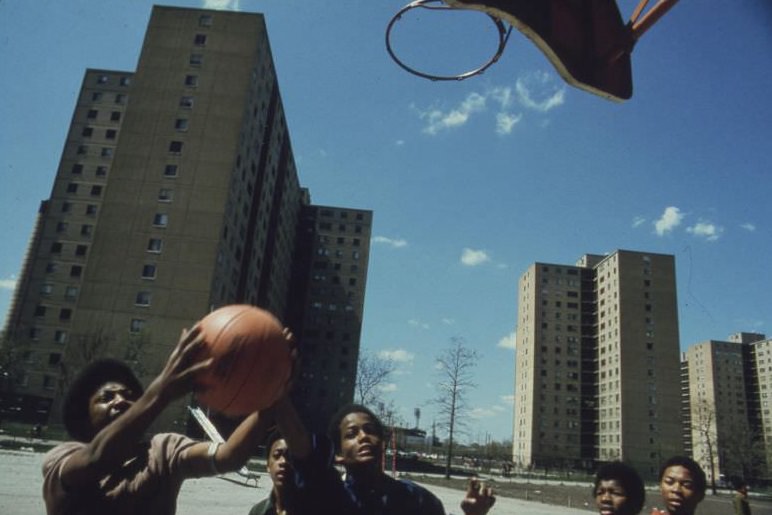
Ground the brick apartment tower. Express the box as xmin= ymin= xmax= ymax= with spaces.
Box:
xmin=2 ymin=6 xmax=371 ymax=434
xmin=683 ymin=332 xmax=771 ymax=483
xmin=513 ymin=250 xmax=682 ymax=477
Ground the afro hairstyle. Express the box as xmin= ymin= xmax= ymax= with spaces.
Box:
xmin=63 ymin=358 xmax=143 ymax=442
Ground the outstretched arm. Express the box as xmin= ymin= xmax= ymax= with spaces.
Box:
xmin=184 ymin=327 xmax=299 ymax=474
xmin=461 ymin=478 xmax=496 ymax=515
xmin=61 ymin=326 xmax=211 ymax=487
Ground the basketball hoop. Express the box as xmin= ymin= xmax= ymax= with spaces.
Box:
xmin=385 ymin=0 xmax=512 ymax=81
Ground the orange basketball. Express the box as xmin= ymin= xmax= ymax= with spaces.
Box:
xmin=195 ymin=305 xmax=292 ymax=416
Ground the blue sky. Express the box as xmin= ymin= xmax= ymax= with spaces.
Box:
xmin=1 ymin=0 xmax=771 ymax=442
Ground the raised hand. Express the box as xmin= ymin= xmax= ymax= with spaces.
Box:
xmin=150 ymin=325 xmax=213 ymax=403
xmin=461 ymin=478 xmax=496 ymax=515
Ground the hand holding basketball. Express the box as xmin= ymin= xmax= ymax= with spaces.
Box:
xmin=194 ymin=305 xmax=293 ymax=416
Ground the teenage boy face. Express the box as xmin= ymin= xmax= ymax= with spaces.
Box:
xmin=267 ymin=438 xmax=292 ymax=489
xmin=338 ymin=412 xmax=383 ymax=470
xmin=595 ymin=479 xmax=630 ymax=515
xmin=88 ymin=381 xmax=137 ymax=433
xmin=659 ymin=465 xmax=704 ymax=515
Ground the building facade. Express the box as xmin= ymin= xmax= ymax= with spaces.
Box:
xmin=513 ymin=250 xmax=682 ymax=477
xmin=2 ymin=6 xmax=370 ymax=435
xmin=683 ymin=332 xmax=770 ymax=483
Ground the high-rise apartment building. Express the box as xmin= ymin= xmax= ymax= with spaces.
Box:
xmin=2 ymin=6 xmax=370 ymax=434
xmin=514 ymin=250 xmax=682 ymax=476
xmin=683 ymin=332 xmax=770 ymax=483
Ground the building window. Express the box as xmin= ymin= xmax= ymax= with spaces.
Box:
xmin=115 ymin=93 xmax=126 ymax=104
xmin=71 ymin=164 xmax=83 ymax=175
xmin=75 ymin=244 xmax=88 ymax=256
xmin=164 ymin=164 xmax=179 ymax=177
xmin=194 ymin=34 xmax=208 ymax=46
xmin=180 ymin=96 xmax=194 ymax=108
xmin=48 ymin=353 xmax=62 ymax=366
xmin=66 ymin=183 xmax=78 ymax=193
xmin=87 ymin=109 xmax=98 ymax=120
xmin=56 ymin=222 xmax=67 ymax=233
xmin=147 ymin=238 xmax=163 ymax=253
xmin=54 ymin=330 xmax=68 ymax=344
xmin=77 ymin=145 xmax=88 ymax=155
xmin=91 ymin=185 xmax=103 ymax=196
xmin=110 ymin=111 xmax=121 ymax=121
xmin=85 ymin=204 xmax=97 ymax=216
xmin=119 ymin=76 xmax=131 ymax=86
xmin=95 ymin=166 xmax=108 ymax=177
xmin=101 ymin=147 xmax=113 ymax=158
xmin=91 ymin=92 xmax=102 ymax=102
xmin=43 ymin=375 xmax=56 ymax=391
xmin=64 ymin=286 xmax=79 ymax=300
xmin=96 ymin=74 xmax=109 ymax=84
xmin=158 ymin=188 xmax=173 ymax=202
xmin=141 ymin=264 xmax=157 ymax=279
xmin=106 ymin=129 xmax=117 ymax=140
xmin=153 ymin=213 xmax=168 ymax=227
xmin=40 ymin=283 xmax=53 ymax=295
xmin=175 ymin=119 xmax=189 ymax=131
xmin=199 ymin=14 xmax=213 ymax=27
xmin=130 ymin=318 xmax=146 ymax=333
xmin=169 ymin=141 xmax=183 ymax=154
xmin=80 ymin=224 xmax=93 ymax=236
xmin=34 ymin=305 xmax=47 ymax=317
xmin=82 ymin=127 xmax=93 ymax=137
xmin=50 ymin=242 xmax=63 ymax=253
xmin=70 ymin=265 xmax=83 ymax=278
xmin=189 ymin=54 xmax=203 ymax=66
xmin=59 ymin=308 xmax=72 ymax=321
xmin=45 ymin=263 xmax=58 ymax=274
xmin=184 ymin=75 xmax=198 ymax=87
xmin=135 ymin=292 xmax=151 ymax=306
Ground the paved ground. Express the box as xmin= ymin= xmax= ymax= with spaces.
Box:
xmin=3 ymin=448 xmax=771 ymax=515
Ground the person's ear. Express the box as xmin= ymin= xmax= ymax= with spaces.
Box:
xmin=334 ymin=454 xmax=344 ymax=465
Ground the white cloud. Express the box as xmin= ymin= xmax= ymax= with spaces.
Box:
xmin=408 ymin=319 xmax=430 ymax=330
xmin=0 ymin=277 xmax=16 ymax=291
xmin=441 ymin=318 xmax=455 ymax=325
xmin=515 ymin=71 xmax=566 ymax=112
xmin=378 ymin=349 xmax=415 ymax=363
xmin=500 ymin=394 xmax=515 ymax=406
xmin=469 ymin=407 xmax=499 ymax=419
xmin=490 ymin=86 xmax=513 ymax=109
xmin=379 ymin=383 xmax=398 ymax=393
xmin=632 ymin=216 xmax=646 ymax=228
xmin=202 ymin=0 xmax=240 ymax=11
xmin=460 ymin=248 xmax=490 ymax=266
xmin=395 ymin=140 xmax=405 ymax=146
xmin=372 ymin=235 xmax=407 ymax=248
xmin=654 ymin=206 xmax=684 ymax=236
xmin=687 ymin=221 xmax=724 ymax=241
xmin=420 ymin=92 xmax=487 ymax=135
xmin=740 ymin=223 xmax=756 ymax=232
xmin=497 ymin=331 xmax=516 ymax=350
xmin=495 ymin=112 xmax=522 ymax=135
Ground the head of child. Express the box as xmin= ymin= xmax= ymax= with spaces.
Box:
xmin=265 ymin=431 xmax=293 ymax=493
xmin=657 ymin=456 xmax=706 ymax=515
xmin=328 ymin=404 xmax=385 ymax=475
xmin=593 ymin=462 xmax=645 ymax=515
xmin=63 ymin=359 xmax=144 ymax=442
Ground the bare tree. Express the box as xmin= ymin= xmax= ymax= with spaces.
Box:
xmin=434 ymin=337 xmax=479 ymax=479
xmin=692 ymin=398 xmax=719 ymax=494
xmin=355 ymin=351 xmax=395 ymax=409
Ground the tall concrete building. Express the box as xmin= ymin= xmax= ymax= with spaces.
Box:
xmin=683 ymin=332 xmax=770 ymax=483
xmin=514 ymin=250 xmax=682 ymax=477
xmin=1 ymin=6 xmax=370 ymax=434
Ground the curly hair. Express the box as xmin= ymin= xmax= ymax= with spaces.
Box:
xmin=593 ymin=461 xmax=646 ymax=515
xmin=63 ymin=359 xmax=143 ymax=442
